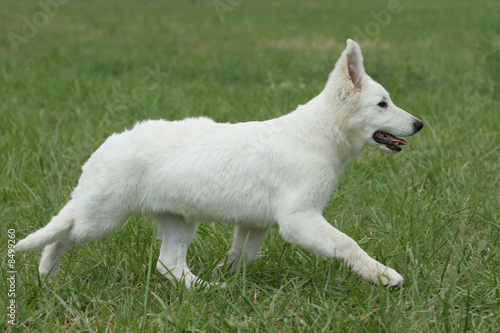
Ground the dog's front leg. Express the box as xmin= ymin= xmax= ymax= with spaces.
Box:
xmin=278 ymin=211 xmax=404 ymax=287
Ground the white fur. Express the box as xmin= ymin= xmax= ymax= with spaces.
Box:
xmin=16 ymin=40 xmax=423 ymax=288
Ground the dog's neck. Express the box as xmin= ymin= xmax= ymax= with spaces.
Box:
xmin=282 ymin=91 xmax=365 ymax=171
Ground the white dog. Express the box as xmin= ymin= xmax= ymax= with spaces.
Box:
xmin=16 ymin=40 xmax=423 ymax=288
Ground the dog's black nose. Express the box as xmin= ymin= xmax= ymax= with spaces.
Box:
xmin=413 ymin=120 xmax=424 ymax=132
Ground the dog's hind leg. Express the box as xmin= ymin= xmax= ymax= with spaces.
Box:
xmin=39 ymin=239 xmax=73 ymax=280
xmin=153 ymin=213 xmax=205 ymax=289
xmin=215 ymin=226 xmax=269 ymax=274
xmin=38 ymin=200 xmax=130 ymax=280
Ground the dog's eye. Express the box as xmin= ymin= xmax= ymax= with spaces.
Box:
xmin=377 ymin=101 xmax=387 ymax=108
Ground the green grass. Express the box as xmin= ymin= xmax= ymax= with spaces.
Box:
xmin=1 ymin=0 xmax=498 ymax=331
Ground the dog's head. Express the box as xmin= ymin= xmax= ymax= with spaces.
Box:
xmin=327 ymin=39 xmax=423 ymax=154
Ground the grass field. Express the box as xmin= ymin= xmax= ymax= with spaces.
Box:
xmin=1 ymin=0 xmax=498 ymax=331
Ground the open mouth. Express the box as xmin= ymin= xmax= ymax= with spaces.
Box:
xmin=373 ymin=131 xmax=409 ymax=152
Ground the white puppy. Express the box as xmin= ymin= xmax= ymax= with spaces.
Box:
xmin=16 ymin=40 xmax=423 ymax=288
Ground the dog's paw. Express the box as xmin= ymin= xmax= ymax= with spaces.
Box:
xmin=212 ymin=254 xmax=241 ymax=278
xmin=376 ymin=266 xmax=404 ymax=287
xmin=355 ymin=260 xmax=404 ymax=287
xmin=188 ymin=278 xmax=222 ymax=290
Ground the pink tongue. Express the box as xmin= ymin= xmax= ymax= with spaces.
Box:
xmin=384 ymin=133 xmax=409 ymax=146
xmin=392 ymin=136 xmax=409 ymax=145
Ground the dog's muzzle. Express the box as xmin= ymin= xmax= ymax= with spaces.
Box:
xmin=373 ymin=120 xmax=424 ymax=152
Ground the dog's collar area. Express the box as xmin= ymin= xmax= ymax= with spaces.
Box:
xmin=373 ymin=131 xmax=409 ymax=151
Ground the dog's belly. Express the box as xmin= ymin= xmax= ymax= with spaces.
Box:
xmin=140 ymin=175 xmax=278 ymax=228
xmin=169 ymin=206 xmax=277 ymax=228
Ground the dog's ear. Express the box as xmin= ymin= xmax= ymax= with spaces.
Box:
xmin=344 ymin=39 xmax=365 ymax=89
xmin=326 ymin=39 xmax=366 ymax=95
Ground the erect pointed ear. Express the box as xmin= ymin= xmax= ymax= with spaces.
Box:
xmin=343 ymin=39 xmax=365 ymax=89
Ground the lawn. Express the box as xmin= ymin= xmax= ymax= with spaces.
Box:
xmin=1 ymin=0 xmax=498 ymax=331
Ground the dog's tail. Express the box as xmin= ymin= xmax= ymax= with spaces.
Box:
xmin=15 ymin=200 xmax=76 ymax=252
